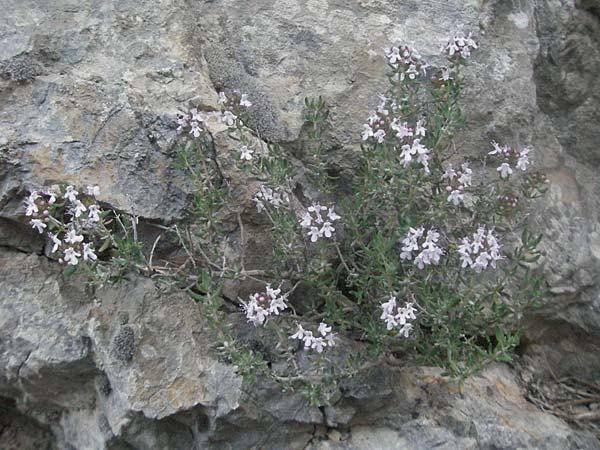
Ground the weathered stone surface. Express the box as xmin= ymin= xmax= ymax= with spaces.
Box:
xmin=1 ymin=0 xmax=600 ymax=447
xmin=0 ymin=249 xmax=243 ymax=449
xmin=0 ymin=397 xmax=58 ymax=450
xmin=310 ymin=365 xmax=599 ymax=450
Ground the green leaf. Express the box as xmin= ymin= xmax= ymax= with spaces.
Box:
xmin=63 ymin=265 xmax=77 ymax=277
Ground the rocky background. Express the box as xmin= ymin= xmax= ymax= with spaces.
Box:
xmin=1 ymin=0 xmax=600 ymax=449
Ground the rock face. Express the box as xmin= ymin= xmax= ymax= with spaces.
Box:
xmin=1 ymin=0 xmax=600 ymax=448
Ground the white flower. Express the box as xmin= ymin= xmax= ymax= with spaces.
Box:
xmin=243 ymin=286 xmax=289 ymax=326
xmin=63 ymin=247 xmax=81 ymax=266
xmin=373 ymin=129 xmax=386 ymax=144
xmin=300 ymin=212 xmax=312 ymax=229
xmin=362 ymin=124 xmax=374 ymax=141
xmin=516 ymin=147 xmax=531 ymax=171
xmin=413 ymin=139 xmax=430 ymax=173
xmin=302 ymin=204 xmax=338 ymax=242
xmin=190 ymin=122 xmax=203 ymax=138
xmin=292 ymin=322 xmax=335 ymax=352
xmin=266 ymin=284 xmax=281 ymax=298
xmin=406 ymin=64 xmax=418 ymax=80
xmin=64 ymin=229 xmax=84 ymax=244
xmin=240 ymin=94 xmax=252 ymax=107
xmin=221 ymin=110 xmax=237 ymax=126
xmin=82 ymin=243 xmax=97 ymax=262
xmin=380 ymin=296 xmax=399 ymax=330
xmin=414 ymin=229 xmax=444 ymax=268
xmin=24 ymin=197 xmax=38 ymax=217
xmin=243 ymin=294 xmax=269 ymax=326
xmin=400 ymin=226 xmax=424 ymax=260
xmin=238 ymin=145 xmax=254 ymax=161
xmin=488 ymin=141 xmax=505 ymax=155
xmin=447 ymin=189 xmax=464 ymax=206
xmin=28 ymin=191 xmax=41 ymax=203
xmin=441 ymin=67 xmax=452 ymax=81
xmin=254 ymin=186 xmax=289 ymax=212
xmin=48 ymin=233 xmax=61 ymax=253
xmin=308 ymin=203 xmax=326 ymax=216
xmin=385 ymin=46 xmax=401 ymax=65
xmin=401 ymin=227 xmax=443 ymax=268
xmin=458 ymin=163 xmax=473 ymax=186
xmin=30 ymin=219 xmax=46 ymax=233
xmin=301 ymin=331 xmax=315 ymax=349
xmin=325 ymin=333 xmax=336 ymax=346
xmin=377 ymin=94 xmax=389 ymax=116
xmin=458 ymin=227 xmax=503 ymax=271
xmin=443 ymin=28 xmax=477 ymax=59
xmin=399 ymin=323 xmax=413 ymax=338
xmin=65 ymin=185 xmax=78 ymax=202
xmin=400 ymin=302 xmax=417 ymax=323
xmin=218 ymin=92 xmax=227 ymax=104
xmin=318 ymin=322 xmax=332 ymax=336
xmin=190 ymin=108 xmax=201 ymax=122
xmin=367 ymin=111 xmax=379 ymax=125
xmin=46 ymin=187 xmax=59 ymax=205
xmin=327 ymin=208 xmax=341 ymax=221
xmin=88 ymin=204 xmax=101 ymax=222
xmin=71 ymin=200 xmax=87 ymax=218
xmin=291 ymin=324 xmax=308 ymax=340
xmin=391 ymin=120 xmax=413 ymax=140
xmin=443 ymin=165 xmax=457 ymax=181
xmin=321 ymin=222 xmax=335 ymax=238
xmin=311 ymin=337 xmax=326 ymax=353
xmin=176 ymin=113 xmax=190 ymax=133
xmin=308 ymin=226 xmax=322 ymax=242
xmin=385 ymin=45 xmax=428 ymax=80
xmin=87 ymin=185 xmax=100 ymax=197
xmin=380 ymin=296 xmax=417 ymax=335
xmin=415 ymin=120 xmax=426 ymax=137
xmin=497 ymin=163 xmax=513 ymax=179
xmin=399 ymin=144 xmax=414 ymax=168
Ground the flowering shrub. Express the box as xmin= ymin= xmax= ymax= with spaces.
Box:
xmin=25 ymin=29 xmax=549 ymax=402
xmin=164 ymin=30 xmax=549 ymax=399
xmin=23 ymin=184 xmax=145 ymax=283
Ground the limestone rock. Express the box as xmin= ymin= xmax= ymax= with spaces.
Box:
xmin=1 ymin=0 xmax=600 ymax=447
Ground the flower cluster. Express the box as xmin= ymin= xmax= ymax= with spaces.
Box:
xmin=489 ymin=141 xmax=531 ymax=178
xmin=385 ymin=45 xmax=429 ymax=81
xmin=176 ymin=108 xmax=205 ymax=137
xmin=399 ymin=137 xmax=430 ymax=173
xmin=361 ymin=95 xmax=396 ymax=143
xmin=176 ymin=91 xmax=252 ymax=136
xmin=253 ymin=185 xmax=289 ymax=213
xmin=524 ymin=171 xmax=550 ymax=189
xmin=400 ymin=227 xmax=444 ymax=269
xmin=25 ymin=185 xmax=103 ymax=266
xmin=380 ymin=296 xmax=417 ymax=337
xmin=361 ymin=97 xmax=431 ymax=174
xmin=442 ymin=162 xmax=473 ymax=205
xmin=290 ymin=322 xmax=336 ymax=353
xmin=498 ymin=193 xmax=519 ymax=212
xmin=299 ymin=203 xmax=341 ymax=243
xmin=242 ymin=285 xmax=289 ymax=326
xmin=458 ymin=226 xmax=503 ymax=272
xmin=442 ymin=29 xmax=478 ymax=59
xmin=215 ymin=90 xmax=252 ymax=127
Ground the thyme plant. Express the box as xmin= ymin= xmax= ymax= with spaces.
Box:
xmin=23 ymin=29 xmax=549 ymax=402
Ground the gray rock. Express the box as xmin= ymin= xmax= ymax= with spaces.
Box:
xmin=1 ymin=0 xmax=600 ymax=447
